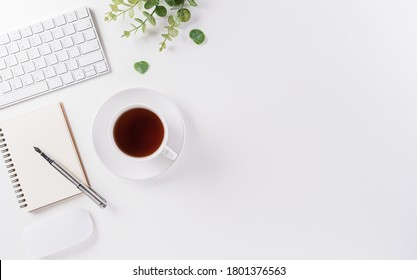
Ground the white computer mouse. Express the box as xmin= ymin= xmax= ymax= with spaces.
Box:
xmin=22 ymin=209 xmax=94 ymax=258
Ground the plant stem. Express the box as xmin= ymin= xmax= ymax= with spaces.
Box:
xmin=121 ymin=7 xmax=157 ymax=37
xmin=159 ymin=21 xmax=177 ymax=51
xmin=106 ymin=0 xmax=140 ymax=20
xmin=115 ymin=1 xmax=139 ymax=18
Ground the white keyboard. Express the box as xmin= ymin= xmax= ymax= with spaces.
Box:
xmin=0 ymin=7 xmax=109 ymax=108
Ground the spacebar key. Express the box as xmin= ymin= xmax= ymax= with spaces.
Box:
xmin=78 ymin=50 xmax=103 ymax=67
xmin=0 ymin=82 xmax=49 ymax=107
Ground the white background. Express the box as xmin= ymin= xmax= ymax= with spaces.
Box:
xmin=1 ymin=0 xmax=417 ymax=259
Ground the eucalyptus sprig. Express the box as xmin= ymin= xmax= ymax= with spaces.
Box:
xmin=105 ymin=0 xmax=204 ymax=52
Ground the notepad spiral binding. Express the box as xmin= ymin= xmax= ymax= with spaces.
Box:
xmin=0 ymin=128 xmax=27 ymax=208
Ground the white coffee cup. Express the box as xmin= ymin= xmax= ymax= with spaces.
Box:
xmin=108 ymin=105 xmax=177 ymax=161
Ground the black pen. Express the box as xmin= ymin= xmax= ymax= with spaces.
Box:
xmin=34 ymin=146 xmax=107 ymax=208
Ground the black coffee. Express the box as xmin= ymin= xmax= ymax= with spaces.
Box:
xmin=113 ymin=108 xmax=165 ymax=158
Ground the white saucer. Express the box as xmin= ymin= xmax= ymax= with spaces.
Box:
xmin=92 ymin=88 xmax=185 ymax=180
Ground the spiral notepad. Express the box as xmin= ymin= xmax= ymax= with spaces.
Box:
xmin=0 ymin=103 xmax=88 ymax=212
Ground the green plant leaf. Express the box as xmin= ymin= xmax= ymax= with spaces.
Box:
xmin=128 ymin=0 xmax=136 ymax=4
xmin=143 ymin=11 xmax=156 ymax=26
xmin=187 ymin=0 xmax=197 ymax=6
xmin=104 ymin=16 xmax=109 ymax=21
xmin=134 ymin=61 xmax=149 ymax=74
xmin=128 ymin=8 xmax=135 ymax=18
xmin=159 ymin=41 xmax=166 ymax=51
xmin=165 ymin=0 xmax=183 ymax=7
xmin=134 ymin=17 xmax=143 ymax=23
xmin=110 ymin=13 xmax=117 ymax=20
xmin=162 ymin=34 xmax=172 ymax=41
xmin=155 ymin=5 xmax=167 ymax=17
xmin=164 ymin=0 xmax=176 ymax=6
xmin=177 ymin=8 xmax=191 ymax=22
xmin=110 ymin=4 xmax=119 ymax=12
xmin=142 ymin=22 xmax=147 ymax=33
xmin=113 ymin=0 xmax=123 ymax=4
xmin=124 ymin=30 xmax=130 ymax=38
xmin=168 ymin=27 xmax=178 ymax=37
xmin=189 ymin=29 xmax=205 ymax=44
xmin=168 ymin=15 xmax=181 ymax=27
xmin=144 ymin=0 xmax=159 ymax=9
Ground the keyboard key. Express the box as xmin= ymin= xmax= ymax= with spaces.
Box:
xmin=21 ymin=74 xmax=34 ymax=86
xmin=65 ymin=11 xmax=77 ymax=22
xmin=48 ymin=76 xmax=63 ymax=89
xmin=10 ymin=78 xmax=23 ymax=90
xmin=55 ymin=63 xmax=67 ymax=74
xmin=68 ymin=46 xmax=80 ymax=58
xmin=0 ymin=59 xmax=6 ymax=70
xmin=66 ymin=59 xmax=78 ymax=71
xmin=44 ymin=66 xmax=56 ymax=78
xmin=63 ymin=24 xmax=76 ymax=36
xmin=32 ymin=70 xmax=45 ymax=82
xmin=42 ymin=19 xmax=55 ymax=30
xmin=95 ymin=61 xmax=108 ymax=73
xmin=52 ymin=27 xmax=65 ymax=39
xmin=74 ymin=18 xmax=92 ymax=32
xmin=73 ymin=33 xmax=85 ymax=44
xmin=31 ymin=23 xmax=44 ymax=34
xmin=20 ymin=26 xmax=33 ymax=38
xmin=2 ymin=81 xmax=48 ymax=101
xmin=9 ymin=30 xmax=21 ymax=41
xmin=45 ymin=53 xmax=58 ymax=65
xmin=84 ymin=66 xmax=96 ymax=77
xmin=27 ymin=48 xmax=40 ymax=59
xmin=61 ymin=72 xmax=74 ymax=84
xmin=0 ymin=81 xmax=11 ymax=93
xmin=83 ymin=29 xmax=96 ymax=41
xmin=29 ymin=35 xmax=42 ymax=46
xmin=16 ymin=52 xmax=29 ymax=63
xmin=78 ymin=50 xmax=103 ymax=67
xmin=17 ymin=38 xmax=31 ymax=50
xmin=56 ymin=50 xmax=69 ymax=61
xmin=0 ymin=69 xmax=13 ymax=80
xmin=54 ymin=15 xmax=66 ymax=26
xmin=23 ymin=61 xmax=36 ymax=73
xmin=76 ymin=7 xmax=89 ymax=19
xmin=0 ymin=46 xmax=8 ymax=58
xmin=34 ymin=57 xmax=47 ymax=69
xmin=39 ymin=44 xmax=52 ymax=56
xmin=7 ymin=42 xmax=19 ymax=54
xmin=0 ymin=34 xmax=10 ymax=45
xmin=61 ymin=37 xmax=74 ymax=48
xmin=73 ymin=69 xmax=85 ymax=80
xmin=50 ymin=40 xmax=62 ymax=52
xmin=84 ymin=65 xmax=94 ymax=72
xmin=79 ymin=40 xmax=99 ymax=54
xmin=5 ymin=56 xmax=18 ymax=67
xmin=41 ymin=31 xmax=53 ymax=43
xmin=11 ymin=65 xmax=24 ymax=77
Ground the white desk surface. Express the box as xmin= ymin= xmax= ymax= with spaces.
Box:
xmin=1 ymin=0 xmax=417 ymax=259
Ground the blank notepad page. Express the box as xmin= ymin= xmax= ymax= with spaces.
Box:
xmin=0 ymin=103 xmax=87 ymax=212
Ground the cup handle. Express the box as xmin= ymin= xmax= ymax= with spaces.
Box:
xmin=161 ymin=146 xmax=177 ymax=160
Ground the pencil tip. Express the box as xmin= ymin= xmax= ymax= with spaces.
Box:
xmin=33 ymin=146 xmax=41 ymax=153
